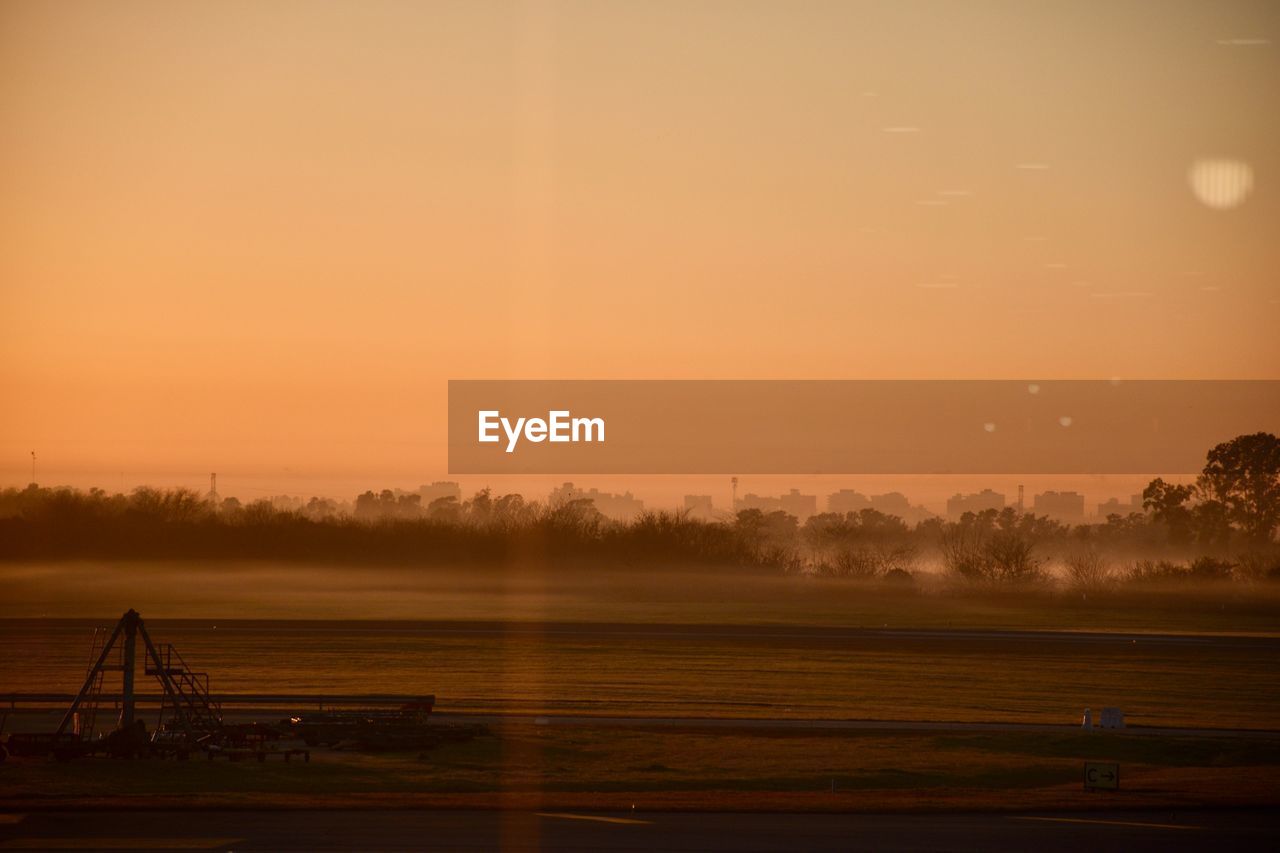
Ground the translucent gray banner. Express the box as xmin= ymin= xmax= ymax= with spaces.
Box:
xmin=448 ymin=380 xmax=1279 ymax=474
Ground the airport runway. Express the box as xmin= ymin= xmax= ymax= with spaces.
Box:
xmin=1 ymin=808 xmax=1276 ymax=851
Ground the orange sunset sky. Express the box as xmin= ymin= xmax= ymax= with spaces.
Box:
xmin=2 ymin=0 xmax=1278 ymax=505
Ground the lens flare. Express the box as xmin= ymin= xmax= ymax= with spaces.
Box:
xmin=1188 ymin=159 xmax=1254 ymax=210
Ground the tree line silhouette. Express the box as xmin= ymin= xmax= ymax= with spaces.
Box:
xmin=1 ymin=434 xmax=1276 ymax=582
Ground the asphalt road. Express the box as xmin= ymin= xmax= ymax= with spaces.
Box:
xmin=1 ymin=808 xmax=1276 ymax=851
xmin=431 ymin=711 xmax=1280 ymax=738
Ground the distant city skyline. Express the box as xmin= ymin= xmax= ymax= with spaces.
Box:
xmin=5 ymin=468 xmax=1166 ymax=523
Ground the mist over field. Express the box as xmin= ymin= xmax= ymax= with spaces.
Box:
xmin=3 ymin=432 xmax=1279 ymax=629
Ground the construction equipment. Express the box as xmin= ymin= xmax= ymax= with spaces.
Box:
xmin=60 ymin=610 xmax=222 ymax=741
xmin=144 ymin=638 xmax=223 ymax=744
xmin=73 ymin=627 xmax=107 ymax=739
xmin=22 ymin=609 xmax=227 ymax=758
xmin=1 ymin=609 xmax=464 ymax=760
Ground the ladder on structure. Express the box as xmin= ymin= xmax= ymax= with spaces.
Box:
xmin=56 ymin=609 xmax=226 ymax=750
xmin=145 ymin=642 xmax=223 ymax=739
xmin=75 ymin=627 xmax=110 ymax=741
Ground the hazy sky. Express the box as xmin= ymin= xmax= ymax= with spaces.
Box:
xmin=2 ymin=0 xmax=1277 ymax=498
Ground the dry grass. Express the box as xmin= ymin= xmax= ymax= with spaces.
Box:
xmin=5 ymin=619 xmax=1280 ymax=729
xmin=4 ymin=561 xmax=1280 ymax=634
xmin=1063 ymin=550 xmax=1115 ymax=593
xmin=4 ymin=566 xmax=1280 ymax=732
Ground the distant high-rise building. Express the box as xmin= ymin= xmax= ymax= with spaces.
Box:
xmin=870 ymin=492 xmax=935 ymax=525
xmin=946 ymin=489 xmax=1006 ymax=520
xmin=827 ymin=489 xmax=933 ymax=524
xmin=827 ymin=489 xmax=872 ymax=515
xmin=870 ymin=492 xmax=911 ymax=516
xmin=419 ymin=481 xmax=462 ymax=505
xmin=736 ymin=488 xmax=818 ymax=520
xmin=779 ymin=489 xmax=818 ymax=519
xmin=683 ymin=494 xmax=715 ymax=521
xmin=550 ymin=482 xmax=645 ymax=521
xmin=1096 ymin=494 xmax=1143 ymax=519
xmin=1033 ymin=490 xmax=1086 ymax=523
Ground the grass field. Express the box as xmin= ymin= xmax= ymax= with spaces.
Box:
xmin=4 ymin=560 xmax=1280 ymax=634
xmin=4 ymin=726 xmax=1279 ymax=813
xmin=5 ymin=620 xmax=1279 ymax=730
xmin=4 ymin=562 xmax=1280 ymax=730
xmin=4 ymin=561 xmax=1279 ymax=813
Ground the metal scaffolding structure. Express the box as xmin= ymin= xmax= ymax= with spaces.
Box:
xmin=1 ymin=609 xmax=442 ymax=761
xmin=55 ymin=609 xmax=223 ymax=744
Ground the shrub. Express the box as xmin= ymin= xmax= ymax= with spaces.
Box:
xmin=812 ymin=544 xmax=917 ymax=579
xmin=1125 ymin=559 xmax=1190 ymax=583
xmin=1188 ymin=556 xmax=1235 ymax=581
xmin=1235 ymin=549 xmax=1280 ymax=582
xmin=1064 ymin=550 xmax=1114 ymax=592
xmin=942 ymin=527 xmax=1044 ymax=585
xmin=883 ymin=567 xmax=915 ymax=586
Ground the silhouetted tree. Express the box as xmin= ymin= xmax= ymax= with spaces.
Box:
xmin=354 ymin=490 xmax=381 ymax=520
xmin=1197 ymin=432 xmax=1280 ymax=543
xmin=426 ymin=495 xmax=460 ymax=522
xmin=1143 ymin=478 xmax=1196 ymax=545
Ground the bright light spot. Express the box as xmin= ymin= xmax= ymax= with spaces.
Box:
xmin=1016 ymin=163 xmax=1050 ymax=170
xmin=882 ymin=126 xmax=921 ymax=133
xmin=1059 ymin=416 xmax=1073 ymax=427
xmin=1027 ymin=383 xmax=1041 ymax=395
xmin=1189 ymin=159 xmax=1254 ymax=210
xmin=983 ymin=422 xmax=997 ymax=433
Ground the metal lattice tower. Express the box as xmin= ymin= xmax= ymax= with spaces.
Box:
xmin=56 ymin=610 xmax=223 ymax=743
